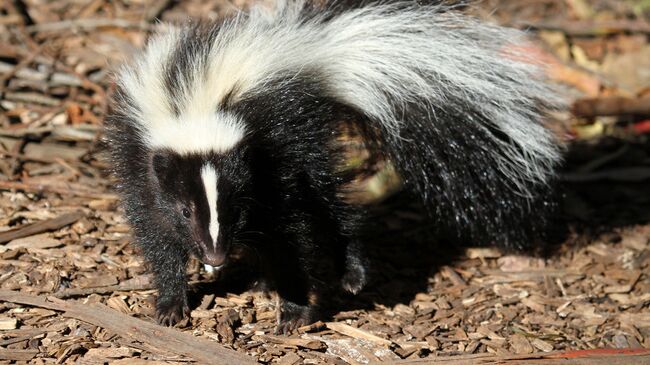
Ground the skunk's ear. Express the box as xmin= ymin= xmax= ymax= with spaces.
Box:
xmin=151 ymin=150 xmax=177 ymax=187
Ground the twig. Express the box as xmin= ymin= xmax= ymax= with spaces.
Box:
xmin=54 ymin=275 xmax=155 ymax=298
xmin=3 ymin=91 xmax=60 ymax=106
xmin=0 ymin=149 xmax=67 ymax=164
xmin=54 ymin=277 xmax=214 ymax=299
xmin=0 ymin=180 xmax=118 ymax=200
xmin=513 ymin=19 xmax=650 ymax=36
xmin=54 ymin=64 xmax=108 ymax=116
xmin=0 ymin=124 xmax=99 ymax=139
xmin=396 ymin=348 xmax=650 ymax=364
xmin=75 ymin=0 xmax=104 ymax=18
xmin=24 ymin=18 xmax=150 ymax=33
xmin=6 ymin=133 xmax=25 ymax=178
xmin=0 ymin=46 xmax=42 ymax=94
xmin=0 ymin=290 xmax=256 ymax=364
xmin=0 ymin=61 xmax=83 ymax=87
xmin=0 ymin=126 xmax=54 ymax=138
xmin=53 ymin=158 xmax=82 ymax=177
xmin=0 ymin=211 xmax=85 ymax=244
xmin=575 ymin=145 xmax=628 ymax=173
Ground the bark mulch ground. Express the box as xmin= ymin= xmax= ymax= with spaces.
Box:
xmin=1 ymin=0 xmax=649 ymax=364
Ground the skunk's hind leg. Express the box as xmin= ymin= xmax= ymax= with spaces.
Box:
xmin=264 ymin=209 xmax=356 ymax=334
xmin=335 ymin=204 xmax=368 ymax=295
xmin=341 ymin=240 xmax=368 ymax=295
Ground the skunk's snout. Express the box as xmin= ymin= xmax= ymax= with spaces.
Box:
xmin=196 ymin=241 xmax=227 ymax=267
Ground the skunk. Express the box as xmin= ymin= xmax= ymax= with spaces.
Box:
xmin=104 ymin=0 xmax=562 ymax=333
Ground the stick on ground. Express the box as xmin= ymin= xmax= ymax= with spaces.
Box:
xmin=395 ymin=348 xmax=650 ymax=365
xmin=0 ymin=211 xmax=85 ymax=244
xmin=0 ymin=290 xmax=256 ymax=365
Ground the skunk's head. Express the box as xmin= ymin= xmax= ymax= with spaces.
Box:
xmin=151 ymin=145 xmax=253 ymax=268
xmin=109 ymin=21 xmax=265 ymax=268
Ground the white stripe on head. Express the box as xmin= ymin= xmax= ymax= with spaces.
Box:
xmin=201 ymin=163 xmax=219 ymax=248
xmin=117 ymin=26 xmax=246 ymax=155
xmin=117 ymin=25 xmax=180 ymax=130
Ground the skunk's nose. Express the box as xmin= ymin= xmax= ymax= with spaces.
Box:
xmin=203 ymin=252 xmax=226 ymax=267
xmin=200 ymin=248 xmax=226 ymax=267
xmin=196 ymin=240 xmax=227 ymax=267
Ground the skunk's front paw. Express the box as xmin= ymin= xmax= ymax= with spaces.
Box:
xmin=155 ymin=295 xmax=190 ymax=327
xmin=275 ymin=300 xmax=317 ymax=335
xmin=342 ymin=241 xmax=367 ymax=295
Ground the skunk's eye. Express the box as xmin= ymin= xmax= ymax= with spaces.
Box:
xmin=182 ymin=208 xmax=191 ymax=219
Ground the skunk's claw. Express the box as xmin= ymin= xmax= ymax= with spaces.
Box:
xmin=275 ymin=316 xmax=311 ymax=335
xmin=275 ymin=300 xmax=316 ymax=335
xmin=155 ymin=295 xmax=190 ymax=327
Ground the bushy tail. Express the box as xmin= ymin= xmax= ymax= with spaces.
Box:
xmin=296 ymin=0 xmax=564 ymax=248
xmin=251 ymin=0 xmax=563 ymax=248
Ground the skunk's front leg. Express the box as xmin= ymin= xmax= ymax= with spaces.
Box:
xmin=143 ymin=238 xmax=190 ymax=326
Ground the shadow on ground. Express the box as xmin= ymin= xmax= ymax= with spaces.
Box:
xmin=188 ymin=136 xmax=650 ymax=317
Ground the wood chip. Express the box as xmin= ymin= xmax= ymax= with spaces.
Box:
xmin=0 ymin=211 xmax=85 ymax=244
xmin=277 ymin=352 xmax=302 ymax=365
xmin=510 ymin=334 xmax=534 ymax=354
xmin=466 ymin=248 xmax=502 ymax=259
xmin=441 ymin=266 xmax=467 ymax=287
xmin=4 ymin=233 xmax=62 ymax=251
xmin=530 ymin=338 xmax=554 ymax=352
xmin=0 ymin=317 xmax=18 ymax=330
xmin=258 ymin=335 xmax=326 ymax=351
xmin=0 ymin=349 xmax=39 ymax=361
xmin=326 ymin=322 xmax=392 ymax=347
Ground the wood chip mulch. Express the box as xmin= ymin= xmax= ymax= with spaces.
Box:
xmin=1 ymin=0 xmax=649 ymax=364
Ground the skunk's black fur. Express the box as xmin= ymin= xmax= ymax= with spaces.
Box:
xmin=104 ymin=0 xmax=563 ymax=332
